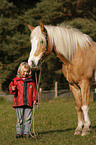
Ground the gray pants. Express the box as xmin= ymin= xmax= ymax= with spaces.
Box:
xmin=16 ymin=107 xmax=32 ymax=135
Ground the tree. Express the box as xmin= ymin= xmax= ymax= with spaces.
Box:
xmin=0 ymin=0 xmax=30 ymax=91
xmin=0 ymin=0 xmax=96 ymax=92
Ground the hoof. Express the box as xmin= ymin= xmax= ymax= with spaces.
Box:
xmin=81 ymin=131 xmax=90 ymax=136
xmin=81 ymin=128 xmax=91 ymax=136
xmin=74 ymin=129 xmax=82 ymax=135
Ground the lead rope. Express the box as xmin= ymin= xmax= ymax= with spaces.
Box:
xmin=29 ymin=66 xmax=42 ymax=138
xmin=35 ymin=67 xmax=42 ymax=109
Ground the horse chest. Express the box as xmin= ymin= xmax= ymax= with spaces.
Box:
xmin=62 ymin=64 xmax=80 ymax=85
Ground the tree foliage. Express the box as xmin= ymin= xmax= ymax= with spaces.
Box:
xmin=0 ymin=0 xmax=96 ymax=91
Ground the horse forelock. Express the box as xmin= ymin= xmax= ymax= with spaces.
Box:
xmin=30 ymin=26 xmax=45 ymax=41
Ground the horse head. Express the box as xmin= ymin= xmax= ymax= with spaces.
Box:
xmin=28 ymin=22 xmax=52 ymax=68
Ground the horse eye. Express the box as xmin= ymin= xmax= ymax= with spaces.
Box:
xmin=40 ymin=40 xmax=43 ymax=44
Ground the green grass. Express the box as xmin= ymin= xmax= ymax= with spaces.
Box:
xmin=0 ymin=96 xmax=96 ymax=145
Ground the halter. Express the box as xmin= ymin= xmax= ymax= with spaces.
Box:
xmin=42 ymin=32 xmax=48 ymax=57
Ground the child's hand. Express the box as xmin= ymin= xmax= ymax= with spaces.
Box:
xmin=34 ymin=101 xmax=36 ymax=105
xmin=34 ymin=100 xmax=38 ymax=105
xmin=12 ymin=86 xmax=16 ymax=91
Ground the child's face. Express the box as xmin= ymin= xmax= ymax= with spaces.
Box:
xmin=21 ymin=68 xmax=30 ymax=78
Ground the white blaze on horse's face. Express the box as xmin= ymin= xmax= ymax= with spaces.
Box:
xmin=28 ymin=35 xmax=46 ymax=67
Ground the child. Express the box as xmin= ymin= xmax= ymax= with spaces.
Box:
xmin=9 ymin=62 xmax=37 ymax=138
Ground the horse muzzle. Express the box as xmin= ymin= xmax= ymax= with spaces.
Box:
xmin=29 ymin=60 xmax=42 ymax=70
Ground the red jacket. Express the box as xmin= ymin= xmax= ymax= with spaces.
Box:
xmin=9 ymin=76 xmax=37 ymax=108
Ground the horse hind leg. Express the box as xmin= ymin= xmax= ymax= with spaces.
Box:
xmin=69 ymin=84 xmax=84 ymax=135
xmin=80 ymin=79 xmax=91 ymax=136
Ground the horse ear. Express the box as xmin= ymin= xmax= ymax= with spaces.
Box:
xmin=40 ymin=22 xmax=48 ymax=37
xmin=28 ymin=24 xmax=35 ymax=31
xmin=40 ymin=22 xmax=44 ymax=31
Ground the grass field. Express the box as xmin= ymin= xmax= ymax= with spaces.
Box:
xmin=0 ymin=96 xmax=96 ymax=145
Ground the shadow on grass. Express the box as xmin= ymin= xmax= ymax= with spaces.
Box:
xmin=30 ymin=126 xmax=96 ymax=140
xmin=38 ymin=128 xmax=75 ymax=135
xmin=29 ymin=128 xmax=76 ymax=140
xmin=38 ymin=125 xmax=96 ymax=135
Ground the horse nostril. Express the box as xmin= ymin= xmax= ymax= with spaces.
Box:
xmin=31 ymin=61 xmax=35 ymax=67
xmin=38 ymin=59 xmax=41 ymax=65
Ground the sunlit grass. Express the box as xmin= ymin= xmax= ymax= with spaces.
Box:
xmin=0 ymin=96 xmax=96 ymax=145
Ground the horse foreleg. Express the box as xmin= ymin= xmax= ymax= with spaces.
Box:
xmin=69 ymin=84 xmax=83 ymax=135
xmin=80 ymin=79 xmax=91 ymax=136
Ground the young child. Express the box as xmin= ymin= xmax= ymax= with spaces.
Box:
xmin=9 ymin=62 xmax=37 ymax=138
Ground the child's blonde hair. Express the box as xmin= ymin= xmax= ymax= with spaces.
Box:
xmin=17 ymin=62 xmax=31 ymax=77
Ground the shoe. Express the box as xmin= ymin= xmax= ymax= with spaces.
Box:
xmin=23 ymin=134 xmax=30 ymax=138
xmin=16 ymin=134 xmax=23 ymax=138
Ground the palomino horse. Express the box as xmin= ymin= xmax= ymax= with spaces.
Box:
xmin=28 ymin=22 xmax=96 ymax=136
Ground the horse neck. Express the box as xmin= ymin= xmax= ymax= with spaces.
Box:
xmin=53 ymin=45 xmax=71 ymax=67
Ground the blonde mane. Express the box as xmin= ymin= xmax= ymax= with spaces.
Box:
xmin=31 ymin=25 xmax=93 ymax=60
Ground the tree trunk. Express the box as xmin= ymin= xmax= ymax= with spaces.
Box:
xmin=0 ymin=81 xmax=3 ymax=93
